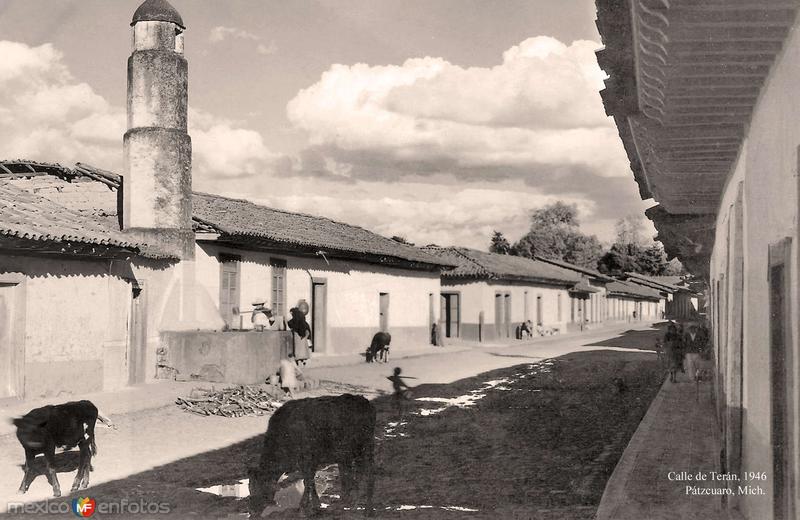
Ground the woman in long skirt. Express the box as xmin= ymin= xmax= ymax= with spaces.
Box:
xmin=288 ymin=307 xmax=311 ymax=365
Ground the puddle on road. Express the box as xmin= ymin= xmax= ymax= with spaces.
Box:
xmin=413 ymin=360 xmax=557 ymax=416
xmin=196 ymin=479 xmax=250 ymax=498
xmin=383 ymin=505 xmax=479 ymax=512
xmin=196 ymin=465 xmax=339 ymax=516
xmin=384 ymin=421 xmax=408 ymax=438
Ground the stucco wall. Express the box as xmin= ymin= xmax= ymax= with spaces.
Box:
xmin=0 ymin=254 xmax=131 ymax=398
xmin=442 ymin=279 xmax=571 ymax=341
xmin=195 ymin=243 xmax=441 ymax=355
xmin=710 ymin=18 xmax=800 ymax=519
xmin=161 ymin=330 xmax=292 ymax=384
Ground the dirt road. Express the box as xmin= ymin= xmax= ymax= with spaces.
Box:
xmin=0 ymin=323 xmax=662 ymax=517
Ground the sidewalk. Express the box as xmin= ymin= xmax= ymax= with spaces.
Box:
xmin=0 ymin=321 xmax=657 ymax=437
xmin=596 ymin=369 xmax=723 ymax=520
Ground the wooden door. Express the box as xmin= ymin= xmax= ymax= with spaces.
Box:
xmin=494 ymin=293 xmax=503 ymax=337
xmin=536 ymin=295 xmax=543 ymax=326
xmin=0 ymin=284 xmax=19 ymax=398
xmin=128 ymin=283 xmax=148 ymax=385
xmin=769 ymin=239 xmax=794 ymax=520
xmin=270 ymin=258 xmax=287 ymax=318
xmin=429 ymin=293 xmax=435 ymax=332
xmin=219 ymin=254 xmax=241 ymax=328
xmin=440 ymin=293 xmax=459 ymax=338
xmin=557 ymin=294 xmax=562 ymax=322
xmin=523 ymin=291 xmax=530 ymax=322
xmin=449 ymin=294 xmax=460 ymax=337
xmin=504 ymin=294 xmax=512 ymax=338
xmin=379 ymin=293 xmax=390 ymax=332
xmin=311 ymin=279 xmax=327 ymax=353
xmin=440 ymin=294 xmax=448 ymax=335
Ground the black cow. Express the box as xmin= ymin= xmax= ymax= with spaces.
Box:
xmin=12 ymin=400 xmax=114 ymax=497
xmin=248 ymin=394 xmax=376 ymax=517
xmin=365 ymin=332 xmax=391 ymax=363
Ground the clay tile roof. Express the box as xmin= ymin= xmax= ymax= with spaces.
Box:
xmin=0 ymin=182 xmax=162 ymax=257
xmin=423 ymin=246 xmax=581 ymax=286
xmin=191 ymin=192 xmax=456 ymax=269
xmin=534 ymin=256 xmax=614 ymax=282
xmin=569 ymin=280 xmax=601 ymax=294
xmin=1 ymin=159 xmax=450 ymax=266
xmin=606 ymin=280 xmax=662 ymax=301
xmin=627 ymin=272 xmax=697 ymax=293
xmin=131 ymin=0 xmax=184 ymax=28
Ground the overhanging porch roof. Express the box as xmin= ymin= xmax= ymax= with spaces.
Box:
xmin=595 ymin=0 xmax=799 ymax=279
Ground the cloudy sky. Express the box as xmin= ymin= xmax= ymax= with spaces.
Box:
xmin=0 ymin=0 xmax=656 ymax=249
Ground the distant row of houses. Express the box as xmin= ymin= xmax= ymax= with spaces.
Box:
xmin=0 ymin=156 xmax=699 ymax=399
xmin=0 ymin=0 xmax=699 ymax=401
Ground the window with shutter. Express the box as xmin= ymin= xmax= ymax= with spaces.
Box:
xmin=270 ymin=258 xmax=287 ymax=317
xmin=218 ymin=254 xmax=241 ymax=328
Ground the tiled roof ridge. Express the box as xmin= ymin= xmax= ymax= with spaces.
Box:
xmin=191 ymin=191 xmax=424 ymax=252
xmin=439 ymin=246 xmax=494 ymax=278
xmin=534 ymin=254 xmax=611 ymax=280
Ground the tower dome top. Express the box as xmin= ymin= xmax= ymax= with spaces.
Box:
xmin=132 ymin=0 xmax=184 ymax=29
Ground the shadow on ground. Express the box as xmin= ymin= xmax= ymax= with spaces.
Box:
xmin=4 ymin=331 xmax=665 ymax=520
xmin=581 ymin=323 xmax=667 ymax=351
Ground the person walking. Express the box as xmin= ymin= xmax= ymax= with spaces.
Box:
xmin=387 ymin=367 xmax=415 ymax=416
xmin=683 ymin=323 xmax=708 ymax=382
xmin=663 ymin=322 xmax=682 ymax=383
xmin=287 ymin=307 xmax=311 ymax=365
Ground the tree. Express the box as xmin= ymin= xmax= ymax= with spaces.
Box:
xmin=597 ymin=242 xmax=643 ymax=276
xmin=511 ymin=202 xmax=603 ymax=269
xmin=614 ymin=214 xmax=647 ymax=247
xmin=663 ymin=257 xmax=686 ymax=276
xmin=489 ymin=231 xmax=512 ymax=255
xmin=598 ymin=238 xmax=673 ymax=276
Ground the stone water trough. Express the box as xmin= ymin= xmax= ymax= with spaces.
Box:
xmin=158 ymin=331 xmax=293 ymax=384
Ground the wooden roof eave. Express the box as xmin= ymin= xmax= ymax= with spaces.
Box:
xmin=444 ymin=273 xmax=577 ymax=288
xmin=0 ymin=235 xmax=137 ymax=260
xmin=207 ymin=234 xmax=449 ymax=272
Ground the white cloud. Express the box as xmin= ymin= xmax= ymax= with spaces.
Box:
xmin=209 ymin=26 xmax=261 ymax=43
xmin=257 ymin=42 xmax=278 ymax=55
xmin=287 ymin=36 xmax=628 ymax=177
xmin=244 ymin=183 xmax=596 ymax=250
xmin=0 ymin=41 xmax=122 ymax=167
xmin=189 ymin=109 xmax=279 ymax=177
xmin=209 ymin=26 xmax=277 ymax=56
xmin=0 ymin=40 xmax=277 ymax=180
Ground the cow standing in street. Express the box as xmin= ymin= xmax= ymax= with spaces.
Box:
xmin=12 ymin=400 xmax=115 ymax=497
xmin=366 ymin=332 xmax=391 ymax=363
xmin=248 ymin=394 xmax=376 ymax=517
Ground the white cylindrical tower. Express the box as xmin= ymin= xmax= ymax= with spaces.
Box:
xmin=124 ymin=0 xmax=193 ymax=258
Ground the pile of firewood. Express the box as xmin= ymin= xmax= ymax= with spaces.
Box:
xmin=176 ymin=385 xmax=283 ymax=417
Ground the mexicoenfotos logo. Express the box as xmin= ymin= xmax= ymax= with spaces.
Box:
xmin=72 ymin=497 xmax=96 ymax=518
xmin=7 ymin=498 xmax=170 ymax=515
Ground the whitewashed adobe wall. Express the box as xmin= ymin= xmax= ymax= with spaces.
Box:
xmin=442 ymin=279 xmax=570 ymax=341
xmin=0 ymin=254 xmax=131 ymax=397
xmin=195 ymin=243 xmax=441 ymax=355
xmin=710 ymin=16 xmax=800 ymax=519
